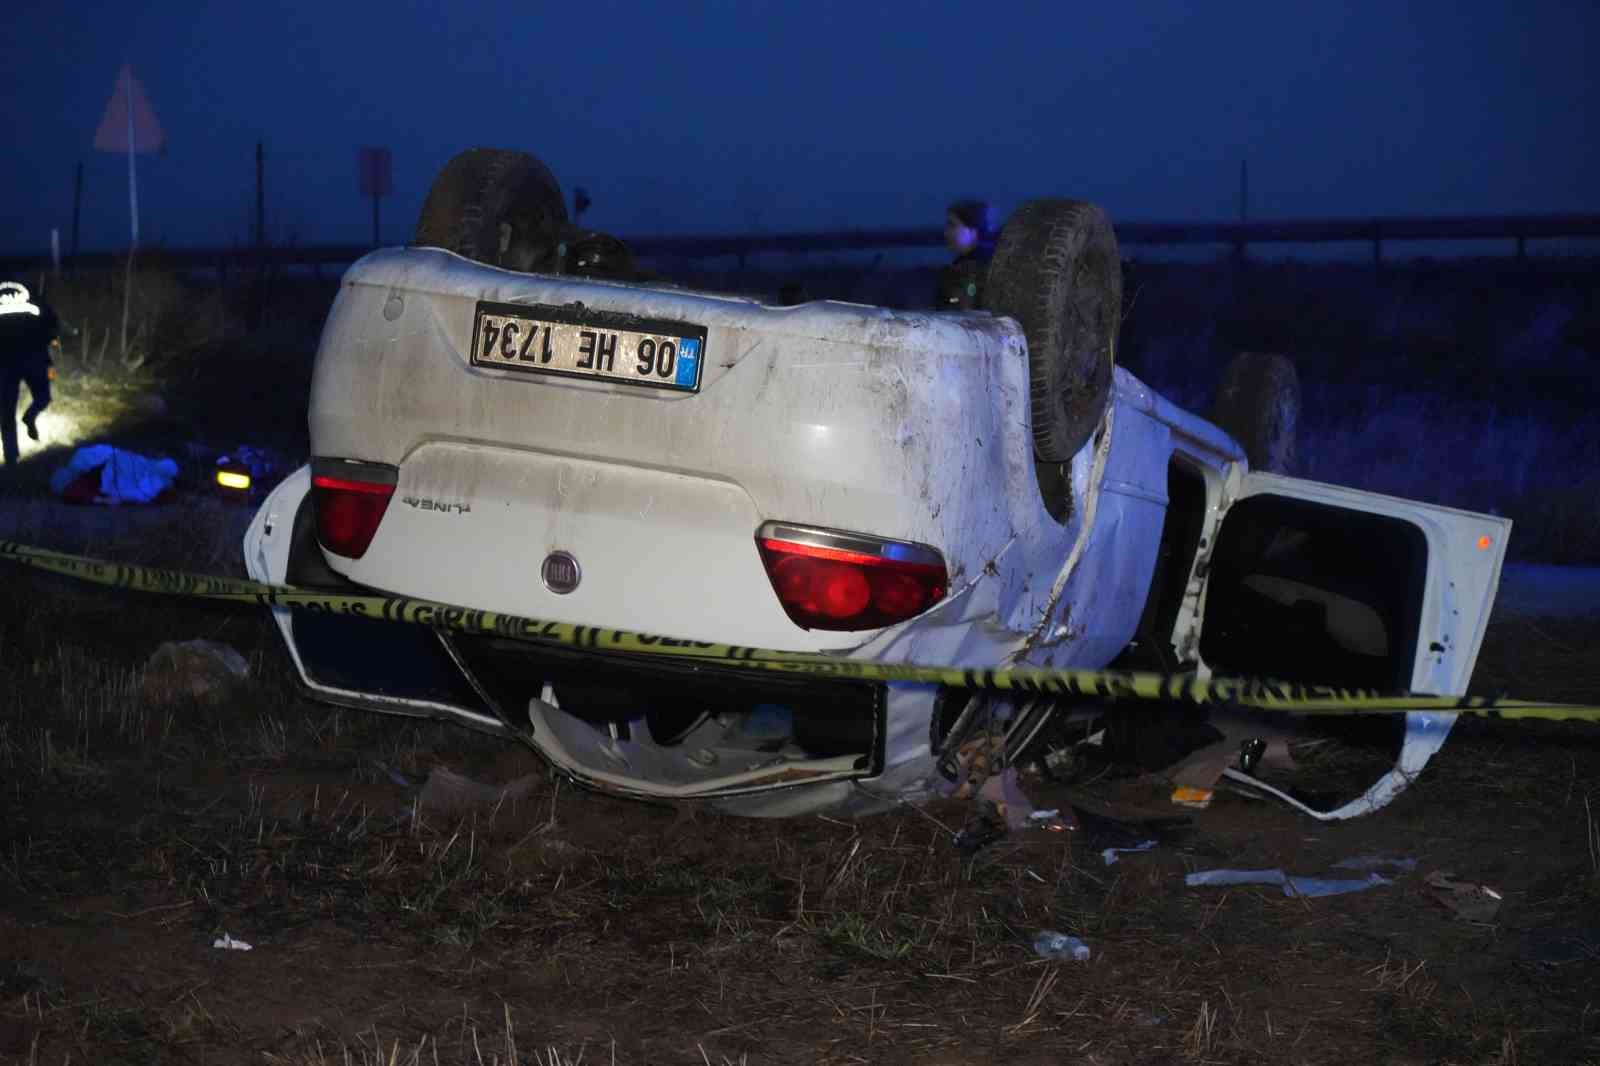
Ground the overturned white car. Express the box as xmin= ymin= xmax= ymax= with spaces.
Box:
xmin=244 ymin=149 xmax=1510 ymax=819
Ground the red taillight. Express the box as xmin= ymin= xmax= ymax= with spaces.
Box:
xmin=757 ymin=524 xmax=947 ymax=631
xmin=312 ymin=468 xmax=396 ymax=559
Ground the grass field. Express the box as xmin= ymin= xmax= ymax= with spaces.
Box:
xmin=0 ymin=503 xmax=1597 ymax=1064
xmin=1 ymin=255 xmax=1598 ymax=1063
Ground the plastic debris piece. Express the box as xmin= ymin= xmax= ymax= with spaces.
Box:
xmin=1282 ymin=873 xmax=1391 ymax=898
xmin=212 ymin=933 xmax=252 ymax=951
xmin=1032 ymin=930 xmax=1090 ymax=961
xmin=1332 ymin=854 xmax=1418 ymax=874
xmin=1170 ymin=786 xmax=1214 ymax=809
xmin=1185 ymin=868 xmax=1393 ymax=898
xmin=1424 ymin=871 xmax=1503 ymax=922
xmin=1028 ymin=808 xmax=1060 ymax=821
xmin=1102 ymin=839 xmax=1158 ymax=866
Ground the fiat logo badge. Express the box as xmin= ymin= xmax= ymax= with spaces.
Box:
xmin=541 ymin=551 xmax=581 ymax=594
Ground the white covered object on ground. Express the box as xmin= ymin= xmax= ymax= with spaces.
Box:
xmin=48 ymin=445 xmax=178 ymax=505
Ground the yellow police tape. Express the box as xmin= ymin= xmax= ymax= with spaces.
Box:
xmin=3 ymin=538 xmax=1598 ymax=723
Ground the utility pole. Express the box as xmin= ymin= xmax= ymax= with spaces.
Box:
xmin=1233 ymin=159 xmax=1249 ymax=265
xmin=255 ymin=141 xmax=267 ymax=326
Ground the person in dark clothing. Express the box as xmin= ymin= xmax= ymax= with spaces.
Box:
xmin=935 ymin=199 xmax=996 ymax=311
xmin=0 ymin=280 xmax=60 ymax=467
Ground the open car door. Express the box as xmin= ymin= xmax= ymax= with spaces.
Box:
xmin=1192 ymin=471 xmax=1512 ymax=819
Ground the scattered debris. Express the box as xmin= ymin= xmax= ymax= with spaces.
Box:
xmin=1424 ymin=871 xmax=1503 ymax=922
xmin=1032 ymin=930 xmax=1091 ymax=962
xmin=977 ymin=766 xmax=1034 ymax=830
xmin=937 ymin=732 xmax=1005 ymax=800
xmin=49 ymin=444 xmax=178 ymax=505
xmin=1102 ymin=839 xmax=1158 ymax=866
xmin=217 ymin=444 xmax=284 ymax=482
xmin=1219 ymin=711 xmax=1457 ymax=822
xmin=141 ymin=639 xmax=250 ymax=703
xmin=1165 ymin=717 xmax=1300 ymax=809
xmin=212 ymin=933 xmax=252 ymax=951
xmin=418 ymin=767 xmax=541 ymax=812
xmin=1028 ymin=808 xmax=1075 ymax=833
xmin=1185 ymin=868 xmax=1393 ymax=898
xmin=952 ymin=803 xmax=1008 ymax=855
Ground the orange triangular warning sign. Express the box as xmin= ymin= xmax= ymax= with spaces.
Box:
xmin=94 ymin=64 xmax=165 ymax=154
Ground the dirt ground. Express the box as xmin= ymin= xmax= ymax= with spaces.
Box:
xmin=1 ymin=484 xmax=1598 ymax=1066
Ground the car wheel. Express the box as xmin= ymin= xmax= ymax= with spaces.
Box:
xmin=1211 ymin=352 xmax=1300 ymax=474
xmin=985 ymin=200 xmax=1122 ymax=465
xmin=414 ymin=148 xmax=569 ymax=271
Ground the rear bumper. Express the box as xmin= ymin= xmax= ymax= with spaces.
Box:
xmin=243 ymin=467 xmax=935 ymax=811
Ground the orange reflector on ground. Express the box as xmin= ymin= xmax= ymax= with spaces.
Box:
xmin=216 ymin=469 xmax=251 ymax=491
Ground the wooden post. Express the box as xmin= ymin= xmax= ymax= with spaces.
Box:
xmin=1233 ymin=160 xmax=1248 ymax=265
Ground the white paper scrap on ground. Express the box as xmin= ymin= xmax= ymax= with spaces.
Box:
xmin=1102 ymin=840 xmax=1158 ymax=866
xmin=212 ymin=933 xmax=253 ymax=951
xmin=1185 ymin=868 xmax=1392 ymax=898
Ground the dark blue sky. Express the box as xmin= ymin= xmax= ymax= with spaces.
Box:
xmin=2 ymin=1 xmax=1595 ymax=256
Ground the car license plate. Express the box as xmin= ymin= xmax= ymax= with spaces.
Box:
xmin=470 ymin=301 xmax=706 ymax=392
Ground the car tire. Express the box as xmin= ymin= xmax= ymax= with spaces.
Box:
xmin=414 ymin=148 xmax=569 ymax=271
xmin=985 ymin=200 xmax=1122 ymax=464
xmin=1211 ymin=352 xmax=1300 ymax=474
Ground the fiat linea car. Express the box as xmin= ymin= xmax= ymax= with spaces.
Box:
xmin=244 ymin=149 xmax=1510 ymax=819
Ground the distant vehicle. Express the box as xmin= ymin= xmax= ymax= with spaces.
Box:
xmin=244 ymin=149 xmax=1510 ymax=819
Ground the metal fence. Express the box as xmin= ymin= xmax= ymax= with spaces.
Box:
xmin=4 ymin=212 xmax=1598 ymax=276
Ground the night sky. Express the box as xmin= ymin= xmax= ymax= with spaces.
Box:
xmin=1 ymin=1 xmax=1595 ymax=257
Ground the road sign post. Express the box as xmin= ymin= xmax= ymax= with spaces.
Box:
xmin=358 ymin=147 xmax=393 ymax=246
xmin=93 ymin=63 xmax=165 ymax=361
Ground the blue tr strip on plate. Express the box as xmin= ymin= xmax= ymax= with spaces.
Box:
xmin=676 ymin=338 xmax=699 ymax=387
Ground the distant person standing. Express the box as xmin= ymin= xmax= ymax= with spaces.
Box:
xmin=0 ymin=280 xmax=60 ymax=468
xmin=935 ymin=199 xmax=995 ymax=311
